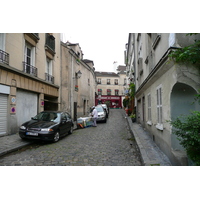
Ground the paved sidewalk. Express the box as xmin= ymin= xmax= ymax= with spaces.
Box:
xmin=0 ymin=124 xmax=79 ymax=158
xmin=126 ymin=116 xmax=171 ymax=166
xmin=0 ymin=133 xmax=33 ymax=157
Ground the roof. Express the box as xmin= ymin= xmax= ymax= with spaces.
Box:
xmin=95 ymin=71 xmax=119 ymax=77
xmin=117 ymin=65 xmax=126 ymax=71
xmin=83 ymin=59 xmax=94 ymax=65
xmin=116 ymin=65 xmax=126 ymax=74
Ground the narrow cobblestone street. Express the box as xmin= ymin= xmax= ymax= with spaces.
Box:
xmin=0 ymin=109 xmax=142 ymax=166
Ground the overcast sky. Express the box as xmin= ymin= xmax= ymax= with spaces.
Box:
xmin=61 ymin=32 xmax=128 ymax=72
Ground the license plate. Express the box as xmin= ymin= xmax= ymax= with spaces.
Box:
xmin=26 ymin=132 xmax=38 ymax=136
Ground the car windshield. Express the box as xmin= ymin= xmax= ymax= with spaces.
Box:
xmin=32 ymin=112 xmax=61 ymax=122
xmin=95 ymin=106 xmax=104 ymax=112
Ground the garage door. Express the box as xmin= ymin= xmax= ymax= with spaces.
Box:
xmin=0 ymin=94 xmax=8 ymax=135
xmin=16 ymin=89 xmax=38 ymax=127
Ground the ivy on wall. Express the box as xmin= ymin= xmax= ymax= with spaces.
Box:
xmin=169 ymin=33 xmax=200 ymax=67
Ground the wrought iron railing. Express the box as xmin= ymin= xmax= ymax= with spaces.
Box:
xmin=0 ymin=49 xmax=9 ymax=65
xmin=45 ymin=33 xmax=55 ymax=52
xmin=45 ymin=73 xmax=54 ymax=84
xmin=23 ymin=62 xmax=37 ymax=77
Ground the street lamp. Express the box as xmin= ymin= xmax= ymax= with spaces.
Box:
xmin=76 ymin=70 xmax=82 ymax=79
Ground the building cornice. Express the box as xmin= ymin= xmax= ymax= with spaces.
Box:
xmin=135 ymin=47 xmax=175 ymax=96
xmin=0 ymin=63 xmax=59 ymax=89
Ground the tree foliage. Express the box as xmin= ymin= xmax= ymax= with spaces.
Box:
xmin=129 ymin=83 xmax=135 ymax=98
xmin=123 ymin=98 xmax=129 ymax=108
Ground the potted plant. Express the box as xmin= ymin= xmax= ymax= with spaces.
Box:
xmin=130 ymin=113 xmax=136 ymax=123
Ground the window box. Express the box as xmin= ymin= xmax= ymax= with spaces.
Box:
xmin=147 ymin=121 xmax=152 ymax=126
xmin=156 ymin=123 xmax=163 ymax=131
xmin=75 ymin=85 xmax=78 ymax=92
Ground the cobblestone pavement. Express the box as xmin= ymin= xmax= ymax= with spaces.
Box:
xmin=0 ymin=109 xmax=142 ymax=166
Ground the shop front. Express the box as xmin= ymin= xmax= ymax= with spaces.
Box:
xmin=95 ymin=95 xmax=122 ymax=108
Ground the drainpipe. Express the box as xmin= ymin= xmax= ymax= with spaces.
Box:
xmin=70 ymin=52 xmax=74 ymax=118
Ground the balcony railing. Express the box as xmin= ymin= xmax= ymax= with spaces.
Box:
xmin=0 ymin=49 xmax=9 ymax=65
xmin=23 ymin=62 xmax=37 ymax=77
xmin=45 ymin=33 xmax=55 ymax=53
xmin=45 ymin=73 xmax=54 ymax=84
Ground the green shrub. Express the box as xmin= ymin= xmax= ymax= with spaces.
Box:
xmin=169 ymin=111 xmax=200 ymax=165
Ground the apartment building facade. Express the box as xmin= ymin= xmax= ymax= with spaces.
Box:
xmin=126 ymin=33 xmax=200 ymax=165
xmin=0 ymin=33 xmax=60 ymax=135
xmin=95 ymin=66 xmax=126 ymax=108
xmin=60 ymin=42 xmax=96 ymax=120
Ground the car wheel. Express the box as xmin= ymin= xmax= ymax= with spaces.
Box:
xmin=68 ymin=126 xmax=73 ymax=134
xmin=53 ymin=131 xmax=60 ymax=142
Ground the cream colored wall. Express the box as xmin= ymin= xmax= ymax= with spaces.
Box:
xmin=53 ymin=33 xmax=61 ymax=86
xmin=5 ymin=33 xmax=24 ymax=70
xmin=5 ymin=33 xmax=61 ymax=86
xmin=60 ymin=43 xmax=96 ymax=118
xmin=77 ymin=63 xmax=96 ymax=116
xmin=97 ymin=75 xmax=125 ymax=96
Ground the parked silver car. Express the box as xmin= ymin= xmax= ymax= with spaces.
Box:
xmin=95 ymin=105 xmax=107 ymax=123
xmin=100 ymin=104 xmax=109 ymax=118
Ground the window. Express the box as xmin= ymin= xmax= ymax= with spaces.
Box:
xmin=107 ymin=89 xmax=111 ymax=95
xmin=114 ymin=79 xmax=118 ymax=85
xmin=152 ymin=34 xmax=161 ymax=50
xmin=107 ymin=79 xmax=110 ymax=85
xmin=0 ymin=34 xmax=9 ymax=65
xmin=156 ymin=85 xmax=163 ymax=130
xmin=137 ymin=33 xmax=142 ymax=58
xmin=46 ymin=58 xmax=52 ymax=75
xmin=147 ymin=94 xmax=152 ymax=125
xmin=23 ymin=42 xmax=37 ymax=76
xmin=0 ymin=33 xmax=5 ymax=51
xmin=115 ymin=90 xmax=119 ymax=95
xmin=97 ymin=78 xmax=101 ymax=84
xmin=98 ymin=89 xmax=102 ymax=95
xmin=88 ymin=79 xmax=90 ymax=86
xmin=45 ymin=58 xmax=54 ymax=83
xmin=25 ymin=43 xmax=32 ymax=66
xmin=124 ymin=78 xmax=126 ymax=85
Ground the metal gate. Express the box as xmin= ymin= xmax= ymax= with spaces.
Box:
xmin=16 ymin=89 xmax=38 ymax=127
xmin=0 ymin=94 xmax=8 ymax=135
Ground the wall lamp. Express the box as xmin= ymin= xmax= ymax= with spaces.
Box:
xmin=73 ymin=70 xmax=82 ymax=79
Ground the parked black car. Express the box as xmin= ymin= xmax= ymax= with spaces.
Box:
xmin=19 ymin=111 xmax=74 ymax=142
